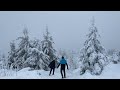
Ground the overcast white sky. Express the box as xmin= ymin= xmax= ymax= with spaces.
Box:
xmin=0 ymin=11 xmax=120 ymax=55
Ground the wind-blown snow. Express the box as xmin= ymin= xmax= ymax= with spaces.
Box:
xmin=0 ymin=62 xmax=120 ymax=79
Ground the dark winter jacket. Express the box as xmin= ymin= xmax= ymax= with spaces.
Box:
xmin=49 ymin=60 xmax=55 ymax=69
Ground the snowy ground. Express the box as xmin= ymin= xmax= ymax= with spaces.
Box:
xmin=0 ymin=62 xmax=120 ymax=79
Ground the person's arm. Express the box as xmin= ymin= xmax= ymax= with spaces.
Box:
xmin=66 ymin=63 xmax=69 ymax=69
xmin=57 ymin=63 xmax=60 ymax=68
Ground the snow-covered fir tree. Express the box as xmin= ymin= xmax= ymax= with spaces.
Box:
xmin=23 ymin=38 xmax=50 ymax=71
xmin=79 ymin=17 xmax=107 ymax=75
xmin=8 ymin=28 xmax=51 ymax=71
xmin=107 ymin=49 xmax=120 ymax=64
xmin=0 ymin=53 xmax=9 ymax=76
xmin=41 ymin=26 xmax=58 ymax=68
xmin=67 ymin=51 xmax=77 ymax=70
xmin=0 ymin=54 xmax=8 ymax=69
xmin=10 ymin=27 xmax=30 ymax=70
xmin=0 ymin=53 xmax=2 ymax=69
xmin=24 ymin=49 xmax=50 ymax=70
xmin=29 ymin=38 xmax=42 ymax=51
xmin=107 ymin=49 xmax=116 ymax=56
xmin=8 ymin=41 xmax=16 ymax=69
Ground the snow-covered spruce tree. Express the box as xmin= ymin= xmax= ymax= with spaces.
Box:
xmin=118 ymin=51 xmax=120 ymax=63
xmin=0 ymin=52 xmax=1 ymax=69
xmin=8 ymin=28 xmax=51 ymax=71
xmin=0 ymin=54 xmax=8 ymax=76
xmin=23 ymin=38 xmax=50 ymax=71
xmin=41 ymin=26 xmax=58 ymax=68
xmin=107 ymin=49 xmax=116 ymax=56
xmin=111 ymin=50 xmax=120 ymax=64
xmin=23 ymin=48 xmax=50 ymax=70
xmin=79 ymin=17 xmax=107 ymax=75
xmin=107 ymin=49 xmax=116 ymax=63
xmin=8 ymin=41 xmax=16 ymax=69
xmin=0 ymin=53 xmax=2 ymax=69
xmin=29 ymin=38 xmax=42 ymax=51
xmin=11 ymin=27 xmax=30 ymax=70
xmin=0 ymin=54 xmax=8 ymax=69
xmin=68 ymin=51 xmax=78 ymax=70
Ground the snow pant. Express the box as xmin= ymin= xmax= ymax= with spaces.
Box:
xmin=49 ymin=68 xmax=55 ymax=75
xmin=60 ymin=64 xmax=66 ymax=78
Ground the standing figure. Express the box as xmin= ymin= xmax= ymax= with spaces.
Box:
xmin=57 ymin=56 xmax=69 ymax=78
xmin=49 ymin=60 xmax=55 ymax=76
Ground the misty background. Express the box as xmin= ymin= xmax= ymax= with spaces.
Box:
xmin=0 ymin=11 xmax=120 ymax=55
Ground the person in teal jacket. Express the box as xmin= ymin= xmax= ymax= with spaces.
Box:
xmin=57 ymin=56 xmax=69 ymax=78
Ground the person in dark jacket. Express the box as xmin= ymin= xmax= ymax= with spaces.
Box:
xmin=49 ymin=60 xmax=55 ymax=76
xmin=57 ymin=56 xmax=69 ymax=78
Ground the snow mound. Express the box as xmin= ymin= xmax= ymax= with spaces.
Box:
xmin=18 ymin=67 xmax=31 ymax=72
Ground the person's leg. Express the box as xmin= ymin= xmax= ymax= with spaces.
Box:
xmin=49 ymin=68 xmax=52 ymax=76
xmin=63 ymin=68 xmax=66 ymax=78
xmin=60 ymin=68 xmax=63 ymax=78
xmin=52 ymin=68 xmax=55 ymax=75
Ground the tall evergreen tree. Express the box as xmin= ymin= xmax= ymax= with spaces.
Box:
xmin=79 ymin=17 xmax=107 ymax=75
xmin=23 ymin=38 xmax=50 ymax=71
xmin=11 ymin=27 xmax=30 ymax=70
xmin=0 ymin=54 xmax=7 ymax=69
xmin=29 ymin=38 xmax=41 ymax=51
xmin=68 ymin=50 xmax=77 ymax=70
xmin=8 ymin=41 xmax=16 ymax=69
xmin=8 ymin=27 xmax=51 ymax=71
xmin=41 ymin=26 xmax=58 ymax=67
